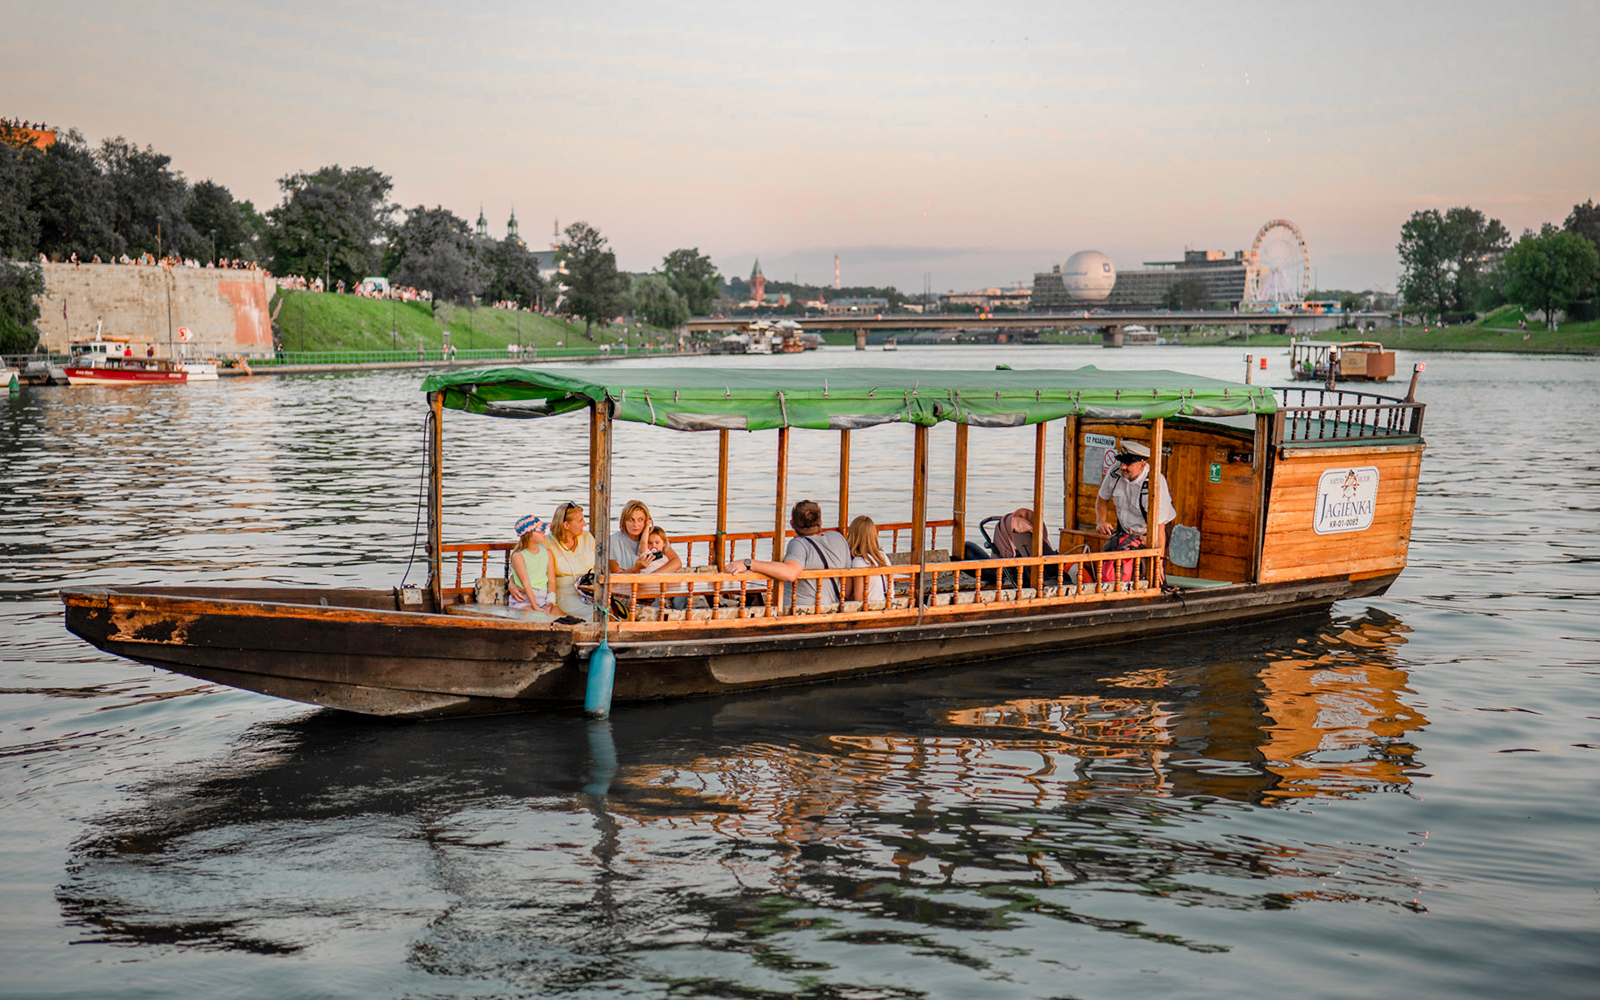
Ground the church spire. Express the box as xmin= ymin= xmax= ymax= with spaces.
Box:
xmin=749 ymin=258 xmax=766 ymax=304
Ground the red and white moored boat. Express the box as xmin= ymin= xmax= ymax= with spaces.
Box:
xmin=61 ymin=336 xmax=187 ymax=386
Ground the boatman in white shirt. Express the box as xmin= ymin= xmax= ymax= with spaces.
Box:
xmin=1095 ymin=440 xmax=1177 ymax=585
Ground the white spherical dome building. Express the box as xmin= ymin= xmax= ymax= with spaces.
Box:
xmin=1062 ymin=250 xmax=1116 ymax=302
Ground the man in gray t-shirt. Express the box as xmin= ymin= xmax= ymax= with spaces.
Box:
xmin=742 ymin=499 xmax=850 ymax=610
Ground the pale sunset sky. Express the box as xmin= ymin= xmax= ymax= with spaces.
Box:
xmin=5 ymin=0 xmax=1597 ymax=293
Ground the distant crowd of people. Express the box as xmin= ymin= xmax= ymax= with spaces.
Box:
xmin=44 ymin=251 xmax=265 ymax=272
xmin=353 ymin=280 xmax=429 ymax=302
xmin=1 ymin=117 xmax=50 ymax=131
xmin=272 ymin=274 xmax=431 ymax=301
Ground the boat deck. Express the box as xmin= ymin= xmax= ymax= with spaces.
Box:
xmin=1277 ymin=418 xmax=1421 ymax=447
xmin=444 ymin=603 xmax=560 ymax=623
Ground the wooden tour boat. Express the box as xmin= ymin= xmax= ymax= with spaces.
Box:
xmin=1290 ymin=339 xmax=1397 ymax=383
xmin=62 ymin=364 xmax=1428 ymax=719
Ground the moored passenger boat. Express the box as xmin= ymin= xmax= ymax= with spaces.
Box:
xmin=60 ymin=334 xmax=187 ymax=385
xmin=62 ymin=365 xmax=1427 ymax=719
xmin=1290 ymin=339 xmax=1397 ymax=382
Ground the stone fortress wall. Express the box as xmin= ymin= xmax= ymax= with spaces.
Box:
xmin=32 ymin=262 xmax=275 ymax=357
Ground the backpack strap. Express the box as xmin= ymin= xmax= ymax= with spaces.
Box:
xmin=799 ymin=534 xmax=843 ymax=605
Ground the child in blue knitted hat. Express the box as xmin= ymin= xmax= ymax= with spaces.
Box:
xmin=509 ymin=514 xmax=554 ymax=612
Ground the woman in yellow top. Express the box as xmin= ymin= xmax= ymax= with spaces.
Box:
xmin=548 ymin=500 xmax=597 ymax=620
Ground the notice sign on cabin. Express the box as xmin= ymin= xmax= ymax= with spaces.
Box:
xmin=1083 ymin=433 xmax=1117 ymax=484
xmin=1313 ymin=466 xmax=1380 ymax=534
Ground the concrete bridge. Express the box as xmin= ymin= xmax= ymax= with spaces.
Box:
xmin=687 ymin=310 xmax=1389 ymax=346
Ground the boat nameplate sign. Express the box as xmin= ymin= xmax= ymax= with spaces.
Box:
xmin=1313 ymin=466 xmax=1380 ymax=534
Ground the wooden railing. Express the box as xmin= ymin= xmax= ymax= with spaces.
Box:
xmin=433 ymin=522 xmax=955 ymax=604
xmin=666 ymin=518 xmax=955 ymax=569
xmin=1273 ymin=386 xmax=1425 ymax=445
xmin=607 ymin=546 xmax=1163 ymax=626
xmin=440 ymin=541 xmax=514 ymax=601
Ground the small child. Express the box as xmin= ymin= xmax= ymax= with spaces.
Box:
xmin=509 ymin=514 xmax=555 ymax=612
xmin=627 ymin=525 xmax=672 ymax=604
xmin=640 ymin=526 xmax=671 ymax=573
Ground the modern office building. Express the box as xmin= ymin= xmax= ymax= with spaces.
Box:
xmin=939 ymin=286 xmax=1033 ymax=311
xmin=1032 ymin=249 xmax=1259 ymax=311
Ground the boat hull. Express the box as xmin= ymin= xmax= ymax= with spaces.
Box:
xmin=64 ymin=366 xmax=187 ymax=385
xmin=61 ymin=577 xmax=1392 ymax=719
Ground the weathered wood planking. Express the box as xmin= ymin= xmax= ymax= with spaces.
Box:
xmin=1258 ymin=445 xmax=1423 ymax=583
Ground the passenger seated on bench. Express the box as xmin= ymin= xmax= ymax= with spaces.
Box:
xmin=508 ymin=514 xmax=555 ymax=613
xmin=609 ymin=499 xmax=682 ymax=577
xmin=633 ymin=525 xmax=691 ymax=610
xmin=548 ymin=501 xmax=597 ymax=621
xmin=743 ymin=499 xmax=849 ymax=611
xmin=845 ymin=515 xmax=890 ymax=603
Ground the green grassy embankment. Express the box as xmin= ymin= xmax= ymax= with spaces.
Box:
xmin=271 ymin=291 xmax=676 ymax=354
xmin=1158 ymin=306 xmax=1599 ymax=353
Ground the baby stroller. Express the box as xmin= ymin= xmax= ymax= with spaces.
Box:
xmin=959 ymin=509 xmax=1077 ymax=587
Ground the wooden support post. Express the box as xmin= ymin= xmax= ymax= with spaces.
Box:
xmin=1031 ymin=420 xmax=1046 ymax=589
xmin=1251 ymin=412 xmax=1271 ymax=582
xmin=1148 ymin=418 xmax=1166 ymax=586
xmin=911 ymin=423 xmax=929 ymax=611
xmin=1063 ymin=414 xmax=1079 ymax=536
xmin=592 ymin=402 xmax=614 ymax=614
xmin=427 ymin=390 xmax=444 ymax=611
xmin=952 ymin=423 xmax=969 ymax=558
xmin=715 ymin=429 xmax=729 ymax=570
xmin=773 ymin=426 xmax=790 ymax=562
xmin=838 ymin=429 xmax=852 ymax=529
xmin=911 ymin=424 xmax=929 ymax=558
xmin=588 ymin=403 xmax=603 ymax=525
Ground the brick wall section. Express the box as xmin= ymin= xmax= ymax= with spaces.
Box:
xmin=33 ymin=262 xmax=275 ymax=357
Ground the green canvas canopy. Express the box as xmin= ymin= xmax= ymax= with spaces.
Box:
xmin=421 ymin=365 xmax=1277 ymax=432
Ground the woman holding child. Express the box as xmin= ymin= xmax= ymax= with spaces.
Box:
xmin=608 ymin=500 xmax=682 ymax=576
xmin=607 ymin=499 xmax=685 ymax=609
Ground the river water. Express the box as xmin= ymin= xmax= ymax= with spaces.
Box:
xmin=2 ymin=346 xmax=1596 ymax=1000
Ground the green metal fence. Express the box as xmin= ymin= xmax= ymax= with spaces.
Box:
xmin=252 ymin=344 xmax=689 ymax=366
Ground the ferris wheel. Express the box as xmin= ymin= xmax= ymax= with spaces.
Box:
xmin=1247 ymin=219 xmax=1312 ymax=303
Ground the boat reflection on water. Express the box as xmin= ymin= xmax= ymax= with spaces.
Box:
xmin=58 ymin=607 xmax=1427 ymax=983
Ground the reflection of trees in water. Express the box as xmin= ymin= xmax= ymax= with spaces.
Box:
xmin=56 ymin=607 xmax=1429 ymax=993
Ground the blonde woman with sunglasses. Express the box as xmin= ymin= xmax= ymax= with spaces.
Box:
xmin=548 ymin=500 xmax=597 ymax=620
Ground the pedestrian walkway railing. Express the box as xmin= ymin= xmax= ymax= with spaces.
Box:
xmin=254 ymin=345 xmax=692 ymax=366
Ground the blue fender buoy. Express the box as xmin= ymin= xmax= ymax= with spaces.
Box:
xmin=584 ymin=638 xmax=616 ymax=718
